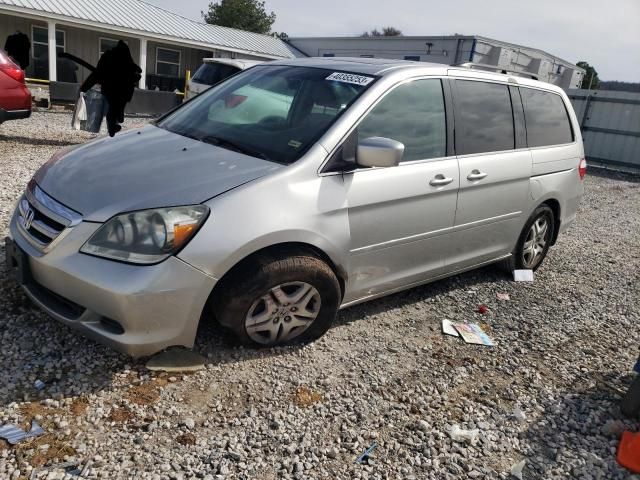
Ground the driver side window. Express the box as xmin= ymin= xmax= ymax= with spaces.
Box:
xmin=358 ymin=79 xmax=446 ymax=162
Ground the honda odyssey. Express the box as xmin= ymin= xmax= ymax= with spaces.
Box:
xmin=6 ymin=58 xmax=586 ymax=356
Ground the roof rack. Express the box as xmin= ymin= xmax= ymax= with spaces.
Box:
xmin=450 ymin=62 xmax=538 ymax=81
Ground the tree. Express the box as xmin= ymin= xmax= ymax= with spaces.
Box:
xmin=202 ymin=0 xmax=276 ymax=35
xmin=361 ymin=27 xmax=403 ymax=37
xmin=576 ymin=61 xmax=600 ymax=90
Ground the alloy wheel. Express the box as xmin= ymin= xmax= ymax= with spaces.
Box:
xmin=522 ymin=216 xmax=549 ymax=268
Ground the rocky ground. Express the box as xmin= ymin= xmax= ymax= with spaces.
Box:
xmin=0 ymin=111 xmax=639 ymax=480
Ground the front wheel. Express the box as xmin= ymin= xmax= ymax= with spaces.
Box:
xmin=514 ymin=205 xmax=555 ymax=271
xmin=213 ymin=254 xmax=341 ymax=347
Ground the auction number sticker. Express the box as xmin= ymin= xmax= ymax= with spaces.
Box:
xmin=326 ymin=72 xmax=374 ymax=86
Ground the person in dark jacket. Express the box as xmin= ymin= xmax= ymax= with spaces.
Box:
xmin=4 ymin=31 xmax=30 ymax=69
xmin=80 ymin=41 xmax=141 ymax=137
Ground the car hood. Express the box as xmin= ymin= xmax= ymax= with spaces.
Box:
xmin=34 ymin=125 xmax=282 ymax=222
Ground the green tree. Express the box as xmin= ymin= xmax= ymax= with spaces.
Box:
xmin=576 ymin=61 xmax=600 ymax=90
xmin=361 ymin=27 xmax=403 ymax=37
xmin=202 ymin=0 xmax=276 ymax=34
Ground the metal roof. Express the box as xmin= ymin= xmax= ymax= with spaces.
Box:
xmin=0 ymin=0 xmax=295 ymax=59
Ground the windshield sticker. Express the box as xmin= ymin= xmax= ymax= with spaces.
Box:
xmin=288 ymin=140 xmax=302 ymax=148
xmin=326 ymin=72 xmax=374 ymax=86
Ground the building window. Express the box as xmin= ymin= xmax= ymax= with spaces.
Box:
xmin=322 ymin=53 xmax=335 ymax=57
xmin=99 ymin=37 xmax=128 ymax=57
xmin=404 ymin=56 xmax=420 ymax=61
xmin=156 ymin=47 xmax=181 ymax=77
xmin=31 ymin=25 xmax=65 ymax=79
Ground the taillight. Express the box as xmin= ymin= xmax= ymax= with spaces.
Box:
xmin=578 ymin=158 xmax=587 ymax=180
xmin=0 ymin=50 xmax=25 ymax=83
xmin=0 ymin=66 xmax=25 ymax=83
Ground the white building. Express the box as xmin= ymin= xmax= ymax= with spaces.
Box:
xmin=288 ymin=35 xmax=585 ymax=90
xmin=0 ymin=0 xmax=296 ymax=90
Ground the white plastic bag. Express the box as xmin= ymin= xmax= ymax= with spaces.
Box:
xmin=510 ymin=459 xmax=526 ymax=480
xmin=72 ymin=92 xmax=87 ymax=130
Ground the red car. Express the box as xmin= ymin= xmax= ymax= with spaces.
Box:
xmin=0 ymin=48 xmax=31 ymax=125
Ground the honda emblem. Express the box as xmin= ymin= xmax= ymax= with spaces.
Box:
xmin=23 ymin=208 xmax=35 ymax=230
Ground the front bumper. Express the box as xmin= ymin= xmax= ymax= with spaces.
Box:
xmin=8 ymin=212 xmax=216 ymax=357
xmin=0 ymin=108 xmax=31 ymax=123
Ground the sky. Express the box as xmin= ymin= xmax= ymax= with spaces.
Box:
xmin=146 ymin=0 xmax=639 ymax=81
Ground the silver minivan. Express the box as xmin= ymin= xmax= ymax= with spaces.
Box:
xmin=6 ymin=58 xmax=586 ymax=356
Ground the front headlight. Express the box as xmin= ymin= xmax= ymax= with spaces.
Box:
xmin=80 ymin=205 xmax=209 ymax=264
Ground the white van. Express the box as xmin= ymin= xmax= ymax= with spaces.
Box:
xmin=187 ymin=58 xmax=263 ymax=99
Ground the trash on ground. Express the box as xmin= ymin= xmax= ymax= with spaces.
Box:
xmin=453 ymin=322 xmax=494 ymax=346
xmin=496 ymin=292 xmax=510 ymax=301
xmin=513 ymin=406 xmax=526 ymax=422
xmin=441 ymin=319 xmax=460 ymax=337
xmin=355 ymin=441 xmax=378 ymax=464
xmin=513 ymin=269 xmax=534 ymax=282
xmin=617 ymin=431 xmax=640 ymax=473
xmin=34 ymin=379 xmax=45 ymax=391
xmin=0 ymin=420 xmax=45 ymax=445
xmin=448 ymin=425 xmax=479 ymax=444
xmin=510 ymin=459 xmax=526 ymax=479
xmin=477 ymin=304 xmax=490 ymax=315
xmin=146 ymin=348 xmax=206 ymax=373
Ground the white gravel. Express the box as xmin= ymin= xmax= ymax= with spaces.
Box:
xmin=0 ymin=111 xmax=639 ymax=480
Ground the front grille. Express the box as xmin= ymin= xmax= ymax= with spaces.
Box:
xmin=18 ymin=198 xmax=65 ymax=247
xmin=27 ymin=281 xmax=86 ymax=320
xmin=16 ymin=182 xmax=82 ymax=252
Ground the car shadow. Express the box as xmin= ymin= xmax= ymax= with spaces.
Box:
xmin=0 ymin=274 xmax=128 ymax=409
xmin=0 ymin=262 xmax=508 ymax=409
xmin=586 ymin=167 xmax=640 ymax=183
xmin=193 ymin=263 xmax=511 ymax=364
xmin=0 ymin=134 xmax=83 ymax=147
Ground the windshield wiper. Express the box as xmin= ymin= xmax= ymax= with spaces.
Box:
xmin=199 ymin=135 xmax=271 ymax=162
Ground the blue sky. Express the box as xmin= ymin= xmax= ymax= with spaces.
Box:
xmin=146 ymin=0 xmax=639 ymax=81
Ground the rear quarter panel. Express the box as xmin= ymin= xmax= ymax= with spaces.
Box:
xmin=0 ymin=71 xmax=31 ymax=111
xmin=528 ymin=89 xmax=585 ymax=235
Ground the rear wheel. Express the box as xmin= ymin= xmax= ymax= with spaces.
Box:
xmin=514 ymin=205 xmax=555 ymax=271
xmin=213 ymin=254 xmax=341 ymax=347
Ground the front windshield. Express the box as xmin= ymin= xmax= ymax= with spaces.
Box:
xmin=158 ymin=65 xmax=376 ymax=164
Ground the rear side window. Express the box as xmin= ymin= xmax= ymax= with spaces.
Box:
xmin=455 ymin=80 xmax=514 ymax=155
xmin=520 ymin=88 xmax=574 ymax=147
xmin=192 ymin=63 xmax=240 ymax=86
xmin=358 ymin=79 xmax=446 ymax=162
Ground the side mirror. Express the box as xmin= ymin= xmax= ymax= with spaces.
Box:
xmin=356 ymin=137 xmax=404 ymax=168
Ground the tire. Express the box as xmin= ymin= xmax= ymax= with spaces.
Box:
xmin=621 ymin=376 xmax=640 ymax=418
xmin=513 ymin=205 xmax=555 ymax=271
xmin=212 ymin=253 xmax=341 ymax=347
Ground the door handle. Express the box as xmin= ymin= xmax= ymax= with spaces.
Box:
xmin=467 ymin=170 xmax=488 ymax=181
xmin=429 ymin=174 xmax=454 ymax=186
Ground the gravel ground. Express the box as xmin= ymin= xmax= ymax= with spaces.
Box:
xmin=0 ymin=111 xmax=639 ymax=480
